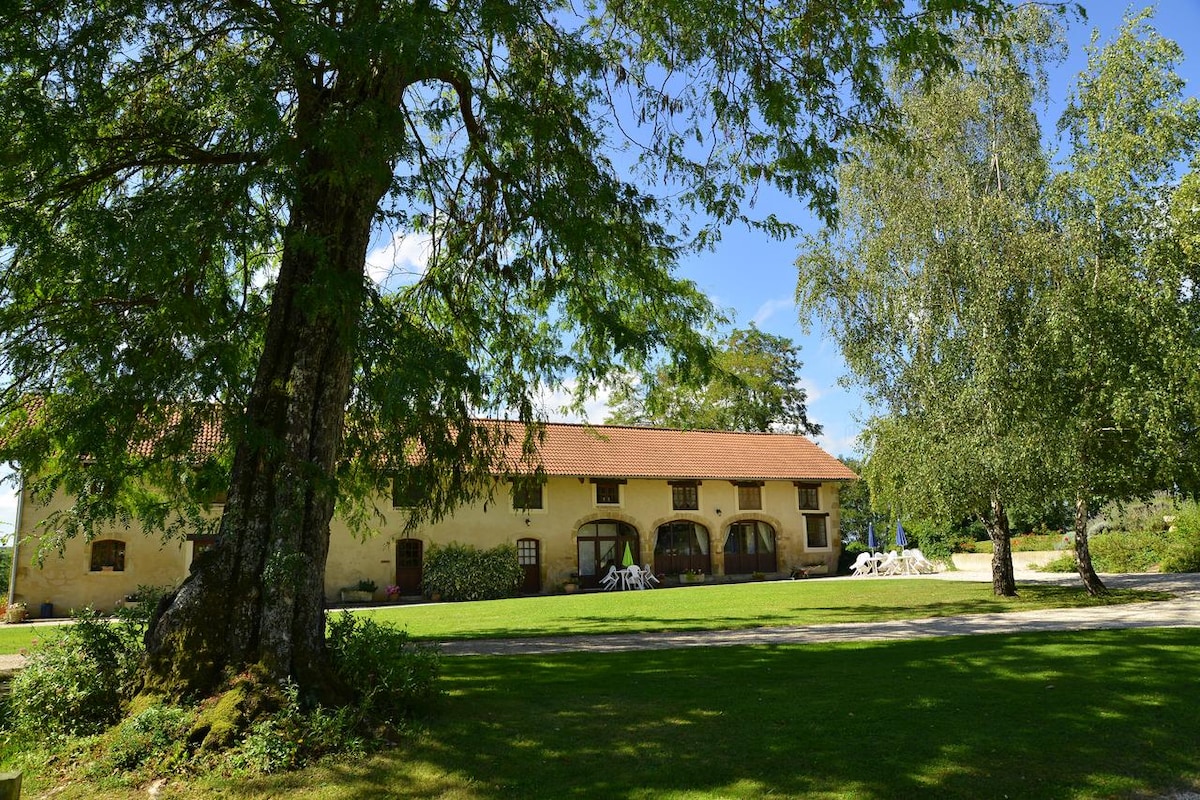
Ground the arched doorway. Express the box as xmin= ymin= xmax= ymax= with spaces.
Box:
xmin=653 ymin=520 xmax=712 ymax=575
xmin=723 ymin=520 xmax=777 ymax=574
xmin=395 ymin=539 xmax=424 ymax=595
xmin=576 ymin=520 xmax=639 ymax=589
xmin=517 ymin=537 xmax=541 ymax=593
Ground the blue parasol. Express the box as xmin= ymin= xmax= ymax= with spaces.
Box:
xmin=895 ymin=519 xmax=908 ymax=548
xmin=867 ymin=521 xmax=878 ymax=551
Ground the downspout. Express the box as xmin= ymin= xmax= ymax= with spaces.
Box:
xmin=6 ymin=470 xmax=24 ymax=605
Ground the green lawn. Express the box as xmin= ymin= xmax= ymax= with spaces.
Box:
xmin=22 ymin=627 xmax=1200 ymax=799
xmin=357 ymin=578 xmax=1165 ymax=641
xmin=0 ymin=578 xmax=1170 ymax=655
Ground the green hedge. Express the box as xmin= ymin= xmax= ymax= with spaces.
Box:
xmin=422 ymin=542 xmax=524 ymax=602
xmin=1035 ymin=504 xmax=1200 ymax=574
xmin=968 ymin=534 xmax=1070 ymax=554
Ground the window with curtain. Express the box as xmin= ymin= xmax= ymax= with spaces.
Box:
xmin=671 ymin=482 xmax=699 ymax=510
xmin=736 ymin=483 xmax=762 ymax=510
xmin=723 ymin=520 xmax=777 ymax=574
xmin=797 ymin=483 xmax=820 ymax=510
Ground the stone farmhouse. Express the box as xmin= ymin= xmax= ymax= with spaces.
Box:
xmin=6 ymin=421 xmax=856 ymax=613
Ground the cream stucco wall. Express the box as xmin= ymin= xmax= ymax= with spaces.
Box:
xmin=11 ymin=475 xmax=845 ymax=612
xmin=9 ymin=485 xmax=198 ymax=614
xmin=328 ymin=476 xmax=845 ymax=593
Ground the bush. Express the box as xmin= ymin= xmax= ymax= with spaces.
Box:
xmin=326 ymin=612 xmax=441 ymax=725
xmin=1161 ymin=504 xmax=1200 ymax=573
xmin=7 ymin=610 xmax=143 ymax=738
xmin=226 ymin=683 xmax=365 ymax=774
xmin=422 ymin=541 xmax=523 ymax=601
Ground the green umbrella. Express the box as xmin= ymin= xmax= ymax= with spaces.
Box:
xmin=621 ymin=542 xmax=634 ymax=567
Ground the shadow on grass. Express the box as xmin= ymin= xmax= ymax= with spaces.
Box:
xmin=227 ymin=628 xmax=1200 ymax=800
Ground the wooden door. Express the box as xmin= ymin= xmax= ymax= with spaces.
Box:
xmin=517 ymin=538 xmax=541 ymax=593
xmin=395 ymin=539 xmax=424 ymax=595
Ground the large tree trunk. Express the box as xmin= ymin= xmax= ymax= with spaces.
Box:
xmin=141 ymin=74 xmax=398 ymax=702
xmin=984 ymin=495 xmax=1017 ymax=596
xmin=1073 ymin=495 xmax=1107 ymax=596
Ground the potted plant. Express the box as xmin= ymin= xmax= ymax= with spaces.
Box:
xmin=680 ymin=569 xmax=705 ymax=584
xmin=4 ymin=602 xmax=28 ymax=624
xmin=562 ymin=572 xmax=579 ymax=593
xmin=751 ymin=571 xmax=766 ymax=581
xmin=340 ymin=579 xmax=377 ymax=603
xmin=385 ymin=584 xmax=402 ymax=602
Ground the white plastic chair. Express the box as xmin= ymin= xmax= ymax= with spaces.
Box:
xmin=642 ymin=564 xmax=660 ymax=588
xmin=622 ymin=564 xmax=646 ymax=590
xmin=599 ymin=565 xmax=620 ymax=590
xmin=909 ymin=548 xmax=937 ymax=573
xmin=850 ymin=552 xmax=875 ymax=577
xmin=877 ymin=550 xmax=901 ymax=576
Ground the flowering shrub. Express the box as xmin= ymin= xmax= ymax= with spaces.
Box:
xmin=385 ymin=584 xmax=402 ymax=600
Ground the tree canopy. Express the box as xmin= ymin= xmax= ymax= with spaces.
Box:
xmin=798 ymin=7 xmax=1200 ymax=596
xmin=605 ymin=324 xmax=822 ymax=434
xmin=1 ymin=0 xmax=1020 ymax=707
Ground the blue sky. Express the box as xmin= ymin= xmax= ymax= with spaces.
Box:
xmin=580 ymin=2 xmax=1200 ymax=461
xmin=3 ymin=3 xmax=1198 ymax=544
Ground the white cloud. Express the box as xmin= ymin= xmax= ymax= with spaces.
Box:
xmin=751 ymin=297 xmax=796 ymax=327
xmin=365 ymin=231 xmax=433 ymax=285
xmin=528 ymin=381 xmax=614 ymax=425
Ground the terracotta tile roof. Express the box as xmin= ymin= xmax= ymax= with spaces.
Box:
xmin=499 ymin=421 xmax=858 ymax=482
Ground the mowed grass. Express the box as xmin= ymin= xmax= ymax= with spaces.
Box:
xmin=0 ymin=578 xmax=1171 ymax=655
xmin=356 ymin=577 xmax=1167 ymax=642
xmin=28 ymin=627 xmax=1200 ymax=799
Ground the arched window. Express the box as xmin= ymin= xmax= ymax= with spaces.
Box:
xmin=723 ymin=521 xmax=777 ymax=574
xmin=576 ymin=520 xmax=639 ymax=589
xmin=653 ymin=520 xmax=711 ymax=576
xmin=90 ymin=539 xmax=126 ymax=572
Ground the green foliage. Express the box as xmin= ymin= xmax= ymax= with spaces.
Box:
xmin=606 ymin=324 xmax=821 ymax=435
xmin=96 ymin=704 xmax=192 ymax=775
xmin=422 ymin=542 xmax=523 ymax=602
xmin=6 ymin=611 xmax=143 ymax=738
xmin=0 ymin=545 xmax=10 ymax=595
xmin=798 ymin=7 xmax=1067 ymax=565
xmin=970 ymin=534 xmax=1069 ymax=554
xmin=326 ymin=612 xmax=441 ymax=726
xmin=1036 ymin=503 xmax=1200 ymax=573
xmin=354 ymin=579 xmax=377 ymax=593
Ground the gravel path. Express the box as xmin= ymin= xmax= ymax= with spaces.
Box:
xmin=436 ymin=570 xmax=1200 ymax=656
xmin=2 ymin=571 xmax=1197 ymax=670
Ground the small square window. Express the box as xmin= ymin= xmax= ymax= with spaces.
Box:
xmin=737 ymin=484 xmax=762 ymax=510
xmin=90 ymin=539 xmax=126 ymax=572
xmin=805 ymin=515 xmax=829 ymax=549
xmin=512 ymin=478 xmax=544 ymax=510
xmin=596 ymin=481 xmax=620 ymax=505
xmin=671 ymin=483 xmax=699 ymax=511
xmin=392 ymin=477 xmax=422 ymax=509
xmin=797 ymin=484 xmax=820 ymax=510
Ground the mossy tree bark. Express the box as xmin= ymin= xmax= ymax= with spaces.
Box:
xmin=142 ymin=73 xmax=399 ymax=700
